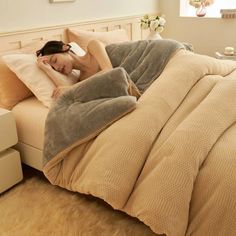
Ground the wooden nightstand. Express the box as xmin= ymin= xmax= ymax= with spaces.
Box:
xmin=0 ymin=108 xmax=23 ymax=193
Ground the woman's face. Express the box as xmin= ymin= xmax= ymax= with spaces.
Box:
xmin=48 ymin=53 xmax=73 ymax=75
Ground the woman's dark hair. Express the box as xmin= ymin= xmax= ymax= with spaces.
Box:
xmin=36 ymin=40 xmax=71 ymax=57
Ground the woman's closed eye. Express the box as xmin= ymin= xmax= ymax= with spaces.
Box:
xmin=50 ymin=56 xmax=57 ymax=70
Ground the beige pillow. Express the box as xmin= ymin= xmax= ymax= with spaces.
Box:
xmin=2 ymin=54 xmax=56 ymax=108
xmin=67 ymin=28 xmax=130 ymax=50
xmin=0 ymin=40 xmax=50 ymax=110
xmin=0 ymin=58 xmax=33 ymax=110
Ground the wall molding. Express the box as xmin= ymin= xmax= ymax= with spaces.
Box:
xmin=0 ymin=14 xmax=153 ymax=36
xmin=0 ymin=14 xmax=156 ymax=52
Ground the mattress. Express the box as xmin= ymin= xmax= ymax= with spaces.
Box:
xmin=12 ymin=97 xmax=48 ymax=170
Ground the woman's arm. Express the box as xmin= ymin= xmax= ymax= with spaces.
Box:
xmin=37 ymin=57 xmax=77 ymax=86
xmin=87 ymin=39 xmax=113 ymax=70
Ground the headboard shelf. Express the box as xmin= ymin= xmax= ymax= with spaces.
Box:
xmin=0 ymin=14 xmax=153 ymax=52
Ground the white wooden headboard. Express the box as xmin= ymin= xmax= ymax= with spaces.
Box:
xmin=0 ymin=14 xmax=150 ymax=53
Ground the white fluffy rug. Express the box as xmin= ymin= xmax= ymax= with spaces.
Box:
xmin=0 ymin=166 xmax=159 ymax=236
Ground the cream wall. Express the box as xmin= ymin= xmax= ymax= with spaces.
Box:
xmin=0 ymin=0 xmax=158 ymax=32
xmin=2 ymin=0 xmax=234 ymax=57
xmin=159 ymin=0 xmax=236 ymax=56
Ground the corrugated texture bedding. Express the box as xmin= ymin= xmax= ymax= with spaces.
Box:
xmin=43 ymin=42 xmax=236 ymax=236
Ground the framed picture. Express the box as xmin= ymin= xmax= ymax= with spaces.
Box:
xmin=49 ymin=0 xmax=75 ymax=3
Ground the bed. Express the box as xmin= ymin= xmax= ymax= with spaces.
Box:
xmin=0 ymin=15 xmax=145 ymax=171
xmin=1 ymin=15 xmax=236 ymax=236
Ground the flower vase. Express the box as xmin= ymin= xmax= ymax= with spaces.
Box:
xmin=196 ymin=3 xmax=206 ymax=17
xmin=146 ymin=30 xmax=162 ymax=40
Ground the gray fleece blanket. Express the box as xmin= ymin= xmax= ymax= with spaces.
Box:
xmin=43 ymin=39 xmax=185 ymax=165
xmin=106 ymin=39 xmax=185 ymax=93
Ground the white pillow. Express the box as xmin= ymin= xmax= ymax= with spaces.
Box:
xmin=2 ymin=54 xmax=56 ymax=108
xmin=69 ymin=42 xmax=86 ymax=56
xmin=2 ymin=43 xmax=84 ymax=108
xmin=68 ymin=42 xmax=86 ymax=80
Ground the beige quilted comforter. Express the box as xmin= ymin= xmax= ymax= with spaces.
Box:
xmin=43 ymin=50 xmax=236 ymax=236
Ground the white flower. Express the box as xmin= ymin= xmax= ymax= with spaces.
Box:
xmin=189 ymin=0 xmax=201 ymax=8
xmin=140 ymin=14 xmax=166 ymax=33
xmin=150 ymin=20 xmax=159 ymax=31
xmin=159 ymin=17 xmax=166 ymax=26
xmin=189 ymin=0 xmax=214 ymax=8
xmin=143 ymin=14 xmax=149 ymax=20
xmin=156 ymin=26 xmax=164 ymax=33
xmin=140 ymin=21 xmax=149 ymax=30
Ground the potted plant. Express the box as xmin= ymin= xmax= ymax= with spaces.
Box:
xmin=140 ymin=14 xmax=166 ymax=40
xmin=189 ymin=0 xmax=215 ymax=17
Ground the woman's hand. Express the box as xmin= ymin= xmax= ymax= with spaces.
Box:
xmin=37 ymin=56 xmax=52 ymax=72
xmin=37 ymin=56 xmax=77 ymax=87
xmin=52 ymin=86 xmax=72 ymax=99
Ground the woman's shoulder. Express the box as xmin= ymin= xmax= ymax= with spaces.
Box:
xmin=87 ymin=39 xmax=105 ymax=52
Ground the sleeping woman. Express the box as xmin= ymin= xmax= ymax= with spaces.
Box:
xmin=36 ymin=40 xmax=141 ymax=99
